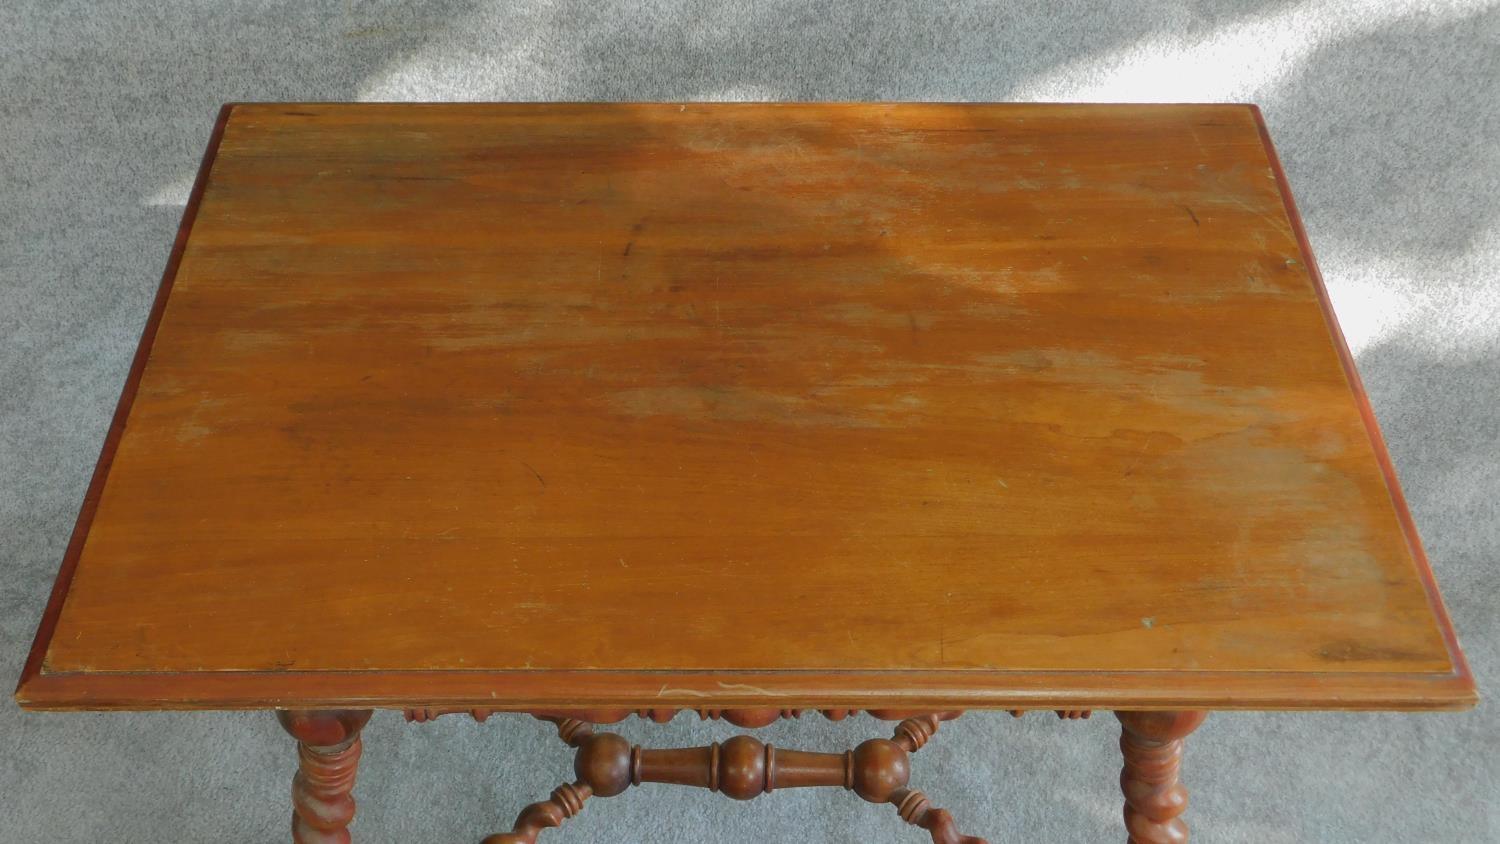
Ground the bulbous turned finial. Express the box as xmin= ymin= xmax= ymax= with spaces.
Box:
xmin=850 ymin=738 xmax=911 ymax=803
xmin=574 ymin=732 xmax=634 ymax=797
xmin=717 ymin=735 xmax=769 ymax=800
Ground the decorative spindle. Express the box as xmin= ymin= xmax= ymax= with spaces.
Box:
xmin=472 ymin=709 xmax=986 ymax=843
xmin=891 ymin=788 xmax=989 ymax=844
xmin=479 ymin=782 xmax=592 ymax=844
xmin=1116 ymin=711 xmax=1208 ymax=843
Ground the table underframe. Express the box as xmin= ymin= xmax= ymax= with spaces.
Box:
xmin=276 ymin=707 xmax=1206 ymax=843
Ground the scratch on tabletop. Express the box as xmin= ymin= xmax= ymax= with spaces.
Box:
xmin=717 ymin=682 xmax=774 ymax=695
xmin=659 ymin=685 xmax=711 ymax=697
xmin=520 ymin=461 xmax=546 ymax=488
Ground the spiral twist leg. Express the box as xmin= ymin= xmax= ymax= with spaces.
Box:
xmin=276 ymin=710 xmax=374 ymax=844
xmin=1115 ymin=711 xmax=1208 ymax=844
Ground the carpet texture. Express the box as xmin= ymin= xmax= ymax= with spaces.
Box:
xmin=2 ymin=1 xmax=1496 ymax=841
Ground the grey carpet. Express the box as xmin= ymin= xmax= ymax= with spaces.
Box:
xmin=2 ymin=1 xmax=1496 ymax=841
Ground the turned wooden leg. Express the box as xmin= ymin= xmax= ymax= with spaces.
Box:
xmin=276 ymin=709 xmax=374 ymax=844
xmin=1115 ymin=711 xmax=1207 ymax=844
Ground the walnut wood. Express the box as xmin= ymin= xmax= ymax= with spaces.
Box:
xmin=15 ymin=103 xmax=1474 ymax=714
xmin=276 ymin=710 xmax=373 ymax=844
xmin=1116 ymin=711 xmax=1208 ymax=844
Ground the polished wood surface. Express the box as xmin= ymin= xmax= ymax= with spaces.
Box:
xmin=16 ymin=103 xmax=1473 ymax=711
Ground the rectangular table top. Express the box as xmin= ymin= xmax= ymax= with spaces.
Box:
xmin=17 ymin=103 xmax=1474 ymax=712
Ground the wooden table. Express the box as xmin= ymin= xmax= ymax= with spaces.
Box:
xmin=16 ymin=103 xmax=1475 ymax=843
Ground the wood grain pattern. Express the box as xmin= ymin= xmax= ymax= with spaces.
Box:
xmin=15 ymin=103 xmax=1474 ymax=712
